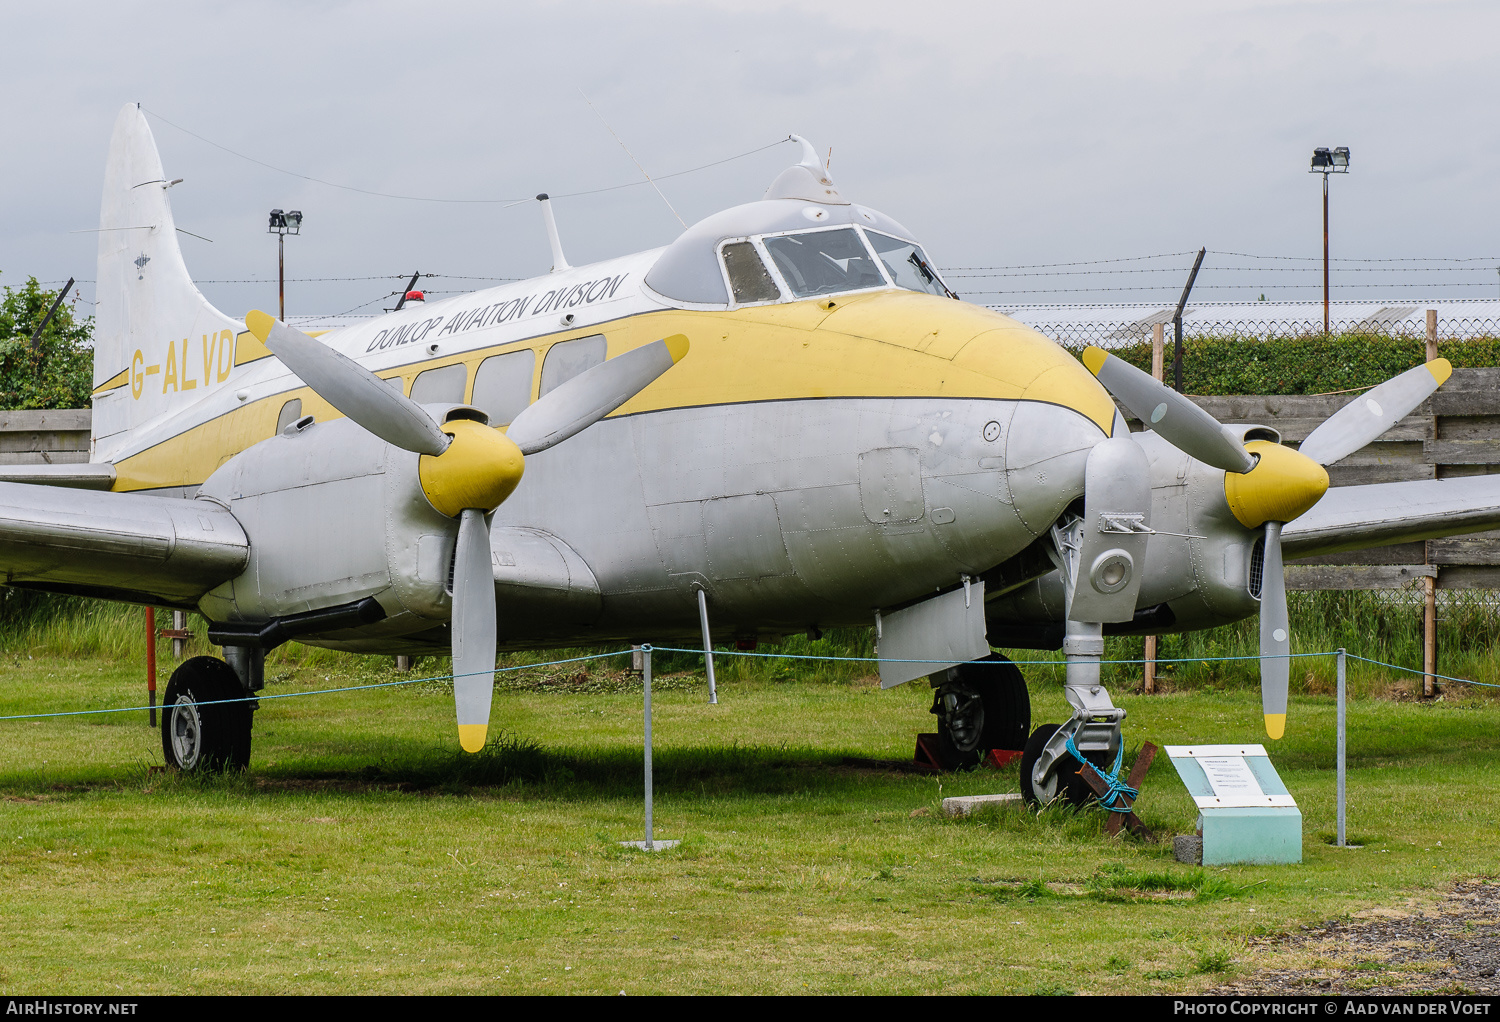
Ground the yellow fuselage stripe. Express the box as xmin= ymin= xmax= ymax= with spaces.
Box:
xmin=110 ymin=292 xmax=1114 ymax=492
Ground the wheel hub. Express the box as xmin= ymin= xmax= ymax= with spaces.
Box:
xmin=934 ymin=684 xmax=984 ymax=754
xmin=169 ymin=695 xmax=203 ymax=769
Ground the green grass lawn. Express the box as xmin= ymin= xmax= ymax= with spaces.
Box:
xmin=0 ymin=644 xmax=1497 ymax=995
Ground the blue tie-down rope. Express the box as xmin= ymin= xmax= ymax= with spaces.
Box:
xmin=1064 ymin=732 xmax=1138 ymax=813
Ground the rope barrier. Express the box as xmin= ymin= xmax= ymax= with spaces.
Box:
xmin=645 ymin=645 xmax=1331 ymax=666
xmin=0 ymin=649 xmax=632 ymax=722
xmin=1 ymin=643 xmax=1495 ymax=725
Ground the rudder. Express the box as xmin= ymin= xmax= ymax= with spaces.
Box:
xmin=91 ymin=103 xmax=242 ymax=461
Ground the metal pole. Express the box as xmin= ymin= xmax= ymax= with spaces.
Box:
xmin=1423 ymin=572 xmax=1437 ymax=699
xmin=1144 ymin=321 xmax=1164 ymax=695
xmin=1336 ymin=647 xmax=1346 ymax=848
xmin=1323 ymin=173 xmax=1330 ymax=335
xmin=394 ymin=271 xmax=421 ymax=312
xmin=145 ymin=607 xmax=157 ymax=728
xmin=696 ymin=587 xmax=719 ymax=704
xmin=171 ymin=609 xmax=186 ymax=661
xmin=1172 ymin=248 xmax=1205 ymax=392
xmin=278 ymin=233 xmax=286 ymax=322
xmin=643 ymin=645 xmax=654 ymax=852
xmin=29 ymin=278 xmax=74 ymax=351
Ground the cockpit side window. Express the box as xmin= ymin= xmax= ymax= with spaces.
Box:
xmin=720 ymin=241 xmax=781 ymax=305
xmin=866 ymin=231 xmax=952 ymax=298
xmin=761 ymin=227 xmax=886 ymax=299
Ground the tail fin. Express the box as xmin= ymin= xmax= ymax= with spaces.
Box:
xmin=91 ymin=103 xmax=243 ymax=461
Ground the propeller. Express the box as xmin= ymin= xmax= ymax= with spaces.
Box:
xmin=245 ymin=310 xmax=688 ymax=751
xmin=1081 ymin=347 xmax=1452 ymax=739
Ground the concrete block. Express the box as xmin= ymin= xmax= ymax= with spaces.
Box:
xmin=1174 ymin=834 xmax=1203 ymax=865
xmin=942 ymin=793 xmax=1022 ymax=817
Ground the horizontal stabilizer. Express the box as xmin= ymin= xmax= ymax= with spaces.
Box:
xmin=0 ymin=464 xmax=117 ymax=490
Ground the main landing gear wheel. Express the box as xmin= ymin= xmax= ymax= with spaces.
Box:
xmin=1019 ymin=723 xmax=1108 ymax=808
xmin=931 ymin=654 xmax=1031 ymax=770
xmin=161 ymin=656 xmax=253 ymax=772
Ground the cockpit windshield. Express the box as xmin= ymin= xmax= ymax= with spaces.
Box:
xmin=866 ymin=231 xmax=951 ymax=298
xmin=761 ymin=228 xmax=885 ymax=298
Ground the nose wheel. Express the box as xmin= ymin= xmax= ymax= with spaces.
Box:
xmin=1019 ymin=722 xmax=1112 ymax=806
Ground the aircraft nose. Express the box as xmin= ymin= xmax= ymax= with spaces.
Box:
xmin=1003 ymin=399 xmax=1108 ymax=536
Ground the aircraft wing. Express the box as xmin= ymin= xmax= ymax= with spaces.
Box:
xmin=0 ymin=482 xmax=248 ymax=607
xmin=1281 ymin=475 xmax=1500 ymax=561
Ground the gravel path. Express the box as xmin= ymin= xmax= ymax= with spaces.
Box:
xmin=1212 ymin=880 xmax=1500 ymax=995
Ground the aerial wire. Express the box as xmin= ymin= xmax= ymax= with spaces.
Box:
xmin=144 ymin=107 xmax=789 ymax=209
xmin=576 ymin=88 xmax=687 ymax=228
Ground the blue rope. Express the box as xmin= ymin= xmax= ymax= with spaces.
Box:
xmin=647 ymin=645 xmax=1331 ymax=666
xmin=1064 ymin=733 xmax=1138 ymax=813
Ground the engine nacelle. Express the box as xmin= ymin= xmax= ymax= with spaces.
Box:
xmin=985 ymin=427 xmax=1274 ymax=638
xmin=197 ymin=415 xmax=460 ymax=643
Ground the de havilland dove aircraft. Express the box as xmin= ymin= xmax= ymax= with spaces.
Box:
xmin=5 ymin=103 xmax=1500 ymax=802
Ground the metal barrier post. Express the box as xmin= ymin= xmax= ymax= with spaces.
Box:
xmin=643 ymin=645 xmax=654 ymax=851
xmin=145 ymin=607 xmax=157 ymax=727
xmin=1336 ymin=647 xmax=1347 ymax=848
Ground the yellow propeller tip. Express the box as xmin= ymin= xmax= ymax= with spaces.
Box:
xmin=663 ymin=333 xmax=689 ymax=363
xmin=457 ymin=724 xmax=488 ymax=753
xmin=1426 ymin=357 xmax=1453 ymax=386
xmin=244 ymin=309 xmax=275 ymax=342
xmin=1263 ymin=713 xmax=1286 ymax=740
xmin=1080 ymin=347 xmax=1108 ymax=376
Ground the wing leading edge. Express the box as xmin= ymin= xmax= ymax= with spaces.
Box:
xmin=0 ymin=482 xmax=247 ymax=607
xmin=1281 ymin=475 xmax=1500 ymax=562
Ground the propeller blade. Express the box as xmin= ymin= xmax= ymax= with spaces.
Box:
xmin=245 ymin=309 xmax=451 ymax=457
xmin=1259 ymin=520 xmax=1289 ymax=740
xmin=1297 ymin=358 xmax=1452 ymax=467
xmin=506 ymin=335 xmax=688 ymax=455
xmin=451 ymin=507 xmax=497 ymax=753
xmin=1081 ymin=347 xmax=1256 ymax=474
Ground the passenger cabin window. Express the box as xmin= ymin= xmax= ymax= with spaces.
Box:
xmin=761 ymin=228 xmax=884 ymax=298
xmin=721 ymin=241 xmax=780 ymax=304
xmin=866 ymin=231 xmax=949 ymax=297
xmin=539 ymin=334 xmax=607 ymax=397
xmin=471 ymin=348 xmax=536 ymax=426
xmin=410 ymin=363 xmax=468 ymax=405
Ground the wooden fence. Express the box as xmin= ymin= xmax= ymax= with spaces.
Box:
xmin=0 ymin=409 xmax=89 ymax=466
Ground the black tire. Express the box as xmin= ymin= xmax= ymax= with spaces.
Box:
xmin=161 ymin=656 xmax=252 ymax=772
xmin=1019 ymin=723 xmax=1109 ymax=808
xmin=1019 ymin=723 xmax=1060 ymax=806
xmin=962 ymin=654 xmax=1030 ymax=752
xmin=931 ymin=654 xmax=1031 ymax=769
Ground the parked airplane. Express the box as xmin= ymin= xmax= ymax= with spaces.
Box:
xmin=4 ymin=104 xmax=1497 ymax=803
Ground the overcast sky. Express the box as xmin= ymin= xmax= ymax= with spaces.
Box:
xmin=4 ymin=0 xmax=1498 ymax=319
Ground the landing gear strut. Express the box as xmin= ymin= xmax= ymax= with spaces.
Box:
xmin=1021 ymin=512 xmax=1128 ymax=806
xmin=161 ymin=656 xmax=254 ymax=772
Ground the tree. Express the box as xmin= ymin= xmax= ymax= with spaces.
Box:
xmin=0 ymin=275 xmax=93 ymax=410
